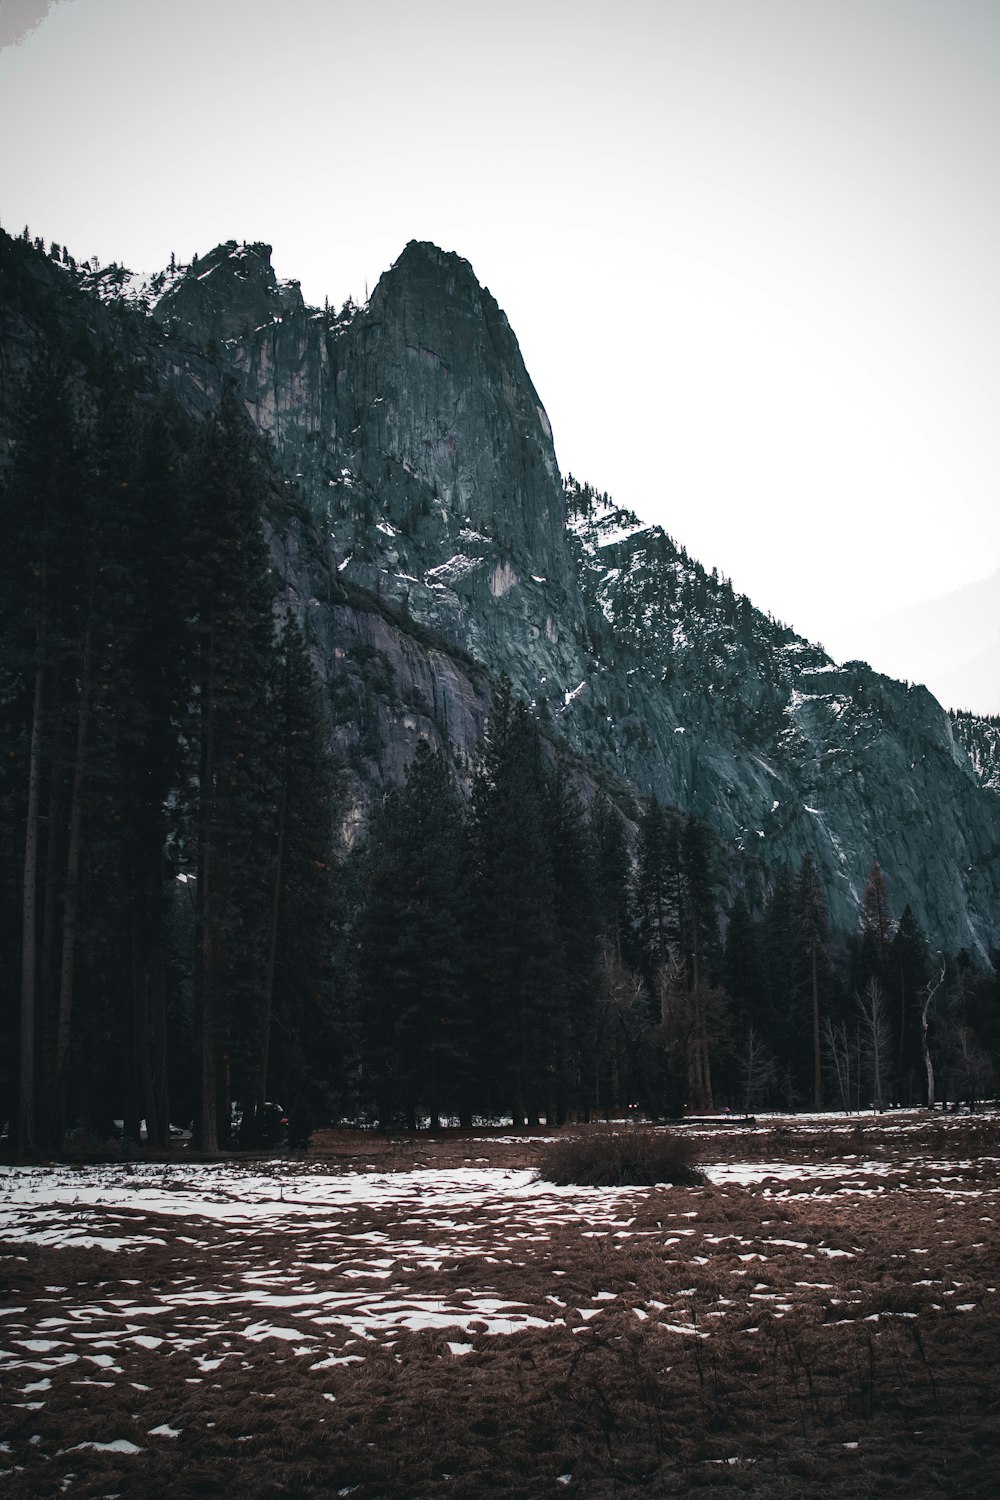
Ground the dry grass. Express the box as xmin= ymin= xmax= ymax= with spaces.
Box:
xmin=2 ymin=1115 xmax=999 ymax=1498
xmin=538 ymin=1125 xmax=704 ymax=1187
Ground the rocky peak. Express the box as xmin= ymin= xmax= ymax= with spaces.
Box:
xmin=153 ymin=240 xmax=303 ymax=347
xmin=381 ymin=240 xmax=484 ymax=310
xmin=348 ymin=240 xmax=565 ymax=574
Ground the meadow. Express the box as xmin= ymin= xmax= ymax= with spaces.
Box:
xmin=2 ymin=1112 xmax=998 ymax=1497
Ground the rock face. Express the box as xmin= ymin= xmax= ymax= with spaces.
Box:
xmin=3 ymin=230 xmax=999 ymax=954
xmin=153 ymin=240 xmax=305 ymax=347
xmin=564 ymin=491 xmax=1000 ymax=951
xmin=152 ymin=239 xmax=590 ymax=694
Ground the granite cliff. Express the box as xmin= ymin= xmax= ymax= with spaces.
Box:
xmin=2 ymin=230 xmax=998 ymax=954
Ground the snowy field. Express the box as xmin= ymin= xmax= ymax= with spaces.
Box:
xmin=2 ymin=1113 xmax=999 ymax=1497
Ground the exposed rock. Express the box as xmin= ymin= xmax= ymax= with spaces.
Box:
xmin=153 ymin=240 xmax=304 ymax=347
xmin=2 ymin=228 xmax=999 ymax=955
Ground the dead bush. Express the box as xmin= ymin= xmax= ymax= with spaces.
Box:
xmin=537 ymin=1126 xmax=704 ymax=1187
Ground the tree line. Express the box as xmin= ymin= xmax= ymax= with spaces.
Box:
xmin=348 ymin=747 xmax=1000 ymax=1125
xmin=1 ymin=357 xmax=342 ymax=1152
xmin=3 ymin=355 xmax=998 ymax=1151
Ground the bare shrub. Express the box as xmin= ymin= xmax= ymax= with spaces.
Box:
xmin=537 ymin=1125 xmax=704 ymax=1187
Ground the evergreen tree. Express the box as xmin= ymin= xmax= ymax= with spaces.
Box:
xmin=466 ymin=677 xmax=559 ymax=1126
xmin=634 ymin=795 xmax=676 ymax=1004
xmin=680 ymin=814 xmax=719 ymax=1109
xmin=111 ymin=396 xmax=195 ymax=1146
xmin=55 ymin=370 xmax=195 ymax=1148
xmin=356 ymin=740 xmax=467 ymax=1128
xmin=258 ymin=613 xmax=343 ymax=1121
xmin=852 ymin=859 xmax=896 ymax=1018
xmin=722 ymin=893 xmax=765 ymax=1029
xmin=861 ymin=860 xmax=895 ymax=956
xmin=185 ymin=386 xmax=278 ymax=1150
xmin=589 ymin=791 xmax=632 ymax=968
xmin=0 ymin=355 xmax=87 ymax=1149
xmin=544 ymin=764 xmax=600 ymax=1122
xmin=794 ymin=854 xmax=832 ymax=1109
xmin=633 ymin=795 xmax=684 ymax=1115
xmin=761 ymin=865 xmax=798 ymax=1101
xmin=721 ymin=894 xmax=776 ymax=1108
xmin=888 ymin=905 xmax=931 ymax=1103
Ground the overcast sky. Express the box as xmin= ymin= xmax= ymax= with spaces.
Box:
xmin=2 ymin=0 xmax=998 ymax=710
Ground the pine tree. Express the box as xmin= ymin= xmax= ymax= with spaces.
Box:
xmin=851 ymin=858 xmax=895 ymax=1011
xmin=544 ymin=764 xmax=599 ymax=1122
xmin=722 ymin=893 xmax=765 ymax=1029
xmin=761 ymin=865 xmax=798 ymax=1099
xmin=861 ymin=860 xmax=895 ymax=955
xmin=356 ymin=739 xmax=466 ymax=1128
xmin=794 ymin=854 xmax=832 ymax=1109
xmin=634 ymin=794 xmax=675 ymax=1004
xmin=185 ymin=386 xmax=278 ymax=1150
xmin=260 ymin=613 xmax=343 ymax=1118
xmin=681 ymin=814 xmax=719 ymax=1109
xmin=589 ymin=792 xmax=632 ymax=968
xmin=634 ymin=796 xmax=684 ymax=1115
xmin=0 ymin=355 xmax=86 ymax=1150
xmin=466 ymin=677 xmax=559 ymax=1126
xmin=112 ymin=396 xmax=196 ymax=1146
xmin=888 ymin=905 xmax=930 ymax=1103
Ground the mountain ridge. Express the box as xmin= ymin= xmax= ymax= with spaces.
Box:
xmin=2 ymin=228 xmax=998 ymax=955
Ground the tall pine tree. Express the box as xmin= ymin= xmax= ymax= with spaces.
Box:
xmin=356 ymin=739 xmax=466 ymax=1128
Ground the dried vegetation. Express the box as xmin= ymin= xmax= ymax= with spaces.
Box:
xmin=538 ymin=1124 xmax=704 ymax=1186
xmin=2 ymin=1115 xmax=999 ymax=1497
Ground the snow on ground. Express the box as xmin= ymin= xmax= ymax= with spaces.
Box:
xmin=0 ymin=1166 xmax=649 ymax=1383
xmin=2 ymin=1125 xmax=996 ymax=1379
xmin=2 ymin=1118 xmax=997 ymax=1492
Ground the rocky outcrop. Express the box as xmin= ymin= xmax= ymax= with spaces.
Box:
xmin=156 ymin=240 xmax=592 ymax=700
xmin=153 ymin=240 xmax=304 ymax=348
xmin=950 ymin=712 xmax=1000 ymax=796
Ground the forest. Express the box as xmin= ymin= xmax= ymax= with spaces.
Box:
xmin=2 ymin=350 xmax=999 ymax=1156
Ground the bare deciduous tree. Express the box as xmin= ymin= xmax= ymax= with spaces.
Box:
xmin=739 ymin=1024 xmax=777 ymax=1112
xmin=823 ymin=1016 xmax=856 ymax=1112
xmin=920 ymin=958 xmax=946 ymax=1107
xmin=858 ymin=978 xmax=891 ymax=1110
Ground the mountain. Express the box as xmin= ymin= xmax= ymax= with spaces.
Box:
xmin=2 ymin=230 xmax=999 ymax=956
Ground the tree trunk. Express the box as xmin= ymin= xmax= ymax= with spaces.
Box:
xmin=130 ymin=910 xmax=153 ymax=1145
xmin=259 ymin=761 xmax=287 ymax=1109
xmin=39 ymin=709 xmax=64 ymax=1147
xmin=196 ymin=642 xmax=219 ymax=1154
xmin=18 ymin=661 xmax=46 ymax=1152
xmin=146 ymin=854 xmax=170 ymax=1148
xmin=811 ymin=937 xmax=822 ymax=1110
xmin=920 ymin=961 xmax=945 ymax=1107
xmin=689 ymin=925 xmax=713 ymax=1112
xmin=55 ymin=626 xmax=92 ymax=1141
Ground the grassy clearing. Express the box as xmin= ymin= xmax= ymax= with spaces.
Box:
xmin=2 ymin=1115 xmax=999 ymax=1497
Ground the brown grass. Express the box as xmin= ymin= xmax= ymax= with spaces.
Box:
xmin=538 ymin=1125 xmax=704 ymax=1187
xmin=2 ymin=1117 xmax=999 ymax=1498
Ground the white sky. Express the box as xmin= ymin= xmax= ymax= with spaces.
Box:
xmin=2 ymin=0 xmax=998 ymax=711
